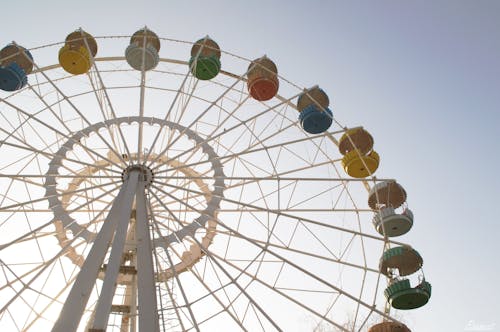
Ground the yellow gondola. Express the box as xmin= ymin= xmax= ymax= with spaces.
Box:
xmin=59 ymin=30 xmax=97 ymax=75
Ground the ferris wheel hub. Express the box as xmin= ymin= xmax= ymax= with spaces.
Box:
xmin=121 ymin=164 xmax=154 ymax=187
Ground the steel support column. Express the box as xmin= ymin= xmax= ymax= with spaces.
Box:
xmin=52 ymin=171 xmax=140 ymax=332
xmin=135 ymin=183 xmax=160 ymax=332
xmin=91 ymin=171 xmax=139 ymax=330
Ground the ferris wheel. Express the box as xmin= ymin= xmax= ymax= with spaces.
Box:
xmin=0 ymin=29 xmax=431 ymax=332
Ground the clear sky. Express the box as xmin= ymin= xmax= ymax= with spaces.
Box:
xmin=2 ymin=1 xmax=500 ymax=331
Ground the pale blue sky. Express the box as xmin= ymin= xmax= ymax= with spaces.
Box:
xmin=3 ymin=1 xmax=500 ymax=331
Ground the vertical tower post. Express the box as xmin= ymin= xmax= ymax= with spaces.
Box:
xmin=52 ymin=166 xmax=159 ymax=332
xmin=135 ymin=180 xmax=160 ymax=332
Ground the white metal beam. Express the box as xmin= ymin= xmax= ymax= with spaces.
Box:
xmin=91 ymin=171 xmax=139 ymax=330
xmin=135 ymin=182 xmax=160 ymax=332
xmin=51 ymin=171 xmax=139 ymax=332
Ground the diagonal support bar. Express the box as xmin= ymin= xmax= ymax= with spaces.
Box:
xmin=91 ymin=170 xmax=140 ymax=330
xmin=52 ymin=171 xmax=140 ymax=332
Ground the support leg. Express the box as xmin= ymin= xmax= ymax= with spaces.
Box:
xmin=135 ymin=184 xmax=160 ymax=332
xmin=52 ymin=172 xmax=140 ymax=332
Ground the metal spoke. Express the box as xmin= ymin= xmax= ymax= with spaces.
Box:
xmin=149 ymin=189 xmax=282 ymax=331
xmin=152 ymin=182 xmax=405 ymax=247
xmin=151 ymin=182 xmax=402 ymax=326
